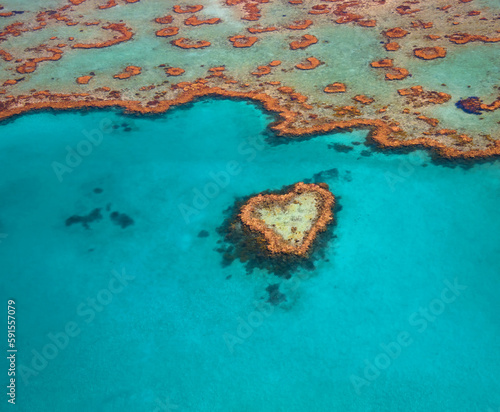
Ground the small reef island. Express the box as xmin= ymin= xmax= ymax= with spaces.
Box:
xmin=218 ymin=182 xmax=336 ymax=277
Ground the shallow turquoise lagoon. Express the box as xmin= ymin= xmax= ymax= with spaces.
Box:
xmin=0 ymin=100 xmax=499 ymax=411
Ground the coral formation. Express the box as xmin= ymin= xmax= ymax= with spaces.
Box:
xmin=113 ymin=66 xmax=142 ymax=79
xmin=413 ymin=46 xmax=447 ymax=60
xmin=239 ymin=182 xmax=335 ymax=256
xmin=290 ymin=34 xmax=317 ymax=50
xmin=295 ymin=57 xmax=321 ymax=70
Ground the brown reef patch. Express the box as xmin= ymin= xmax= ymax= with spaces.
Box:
xmin=370 ymin=59 xmax=393 ymax=68
xmin=99 ymin=0 xmax=117 ymax=10
xmin=16 ymin=47 xmax=63 ymax=74
xmin=113 ymin=66 xmax=142 ymax=79
xmin=384 ymin=42 xmax=400 ymax=51
xmin=229 ymin=35 xmax=258 ymax=48
xmin=398 ymin=86 xmax=451 ymax=106
xmin=417 ymin=116 xmax=439 ymax=127
xmin=247 ymin=26 xmax=276 ymax=33
xmin=446 ymin=33 xmax=500 ymax=44
xmin=0 ymin=49 xmax=13 ymax=61
xmin=290 ymin=34 xmax=317 ymax=50
xmin=165 ymin=67 xmax=185 ymax=76
xmin=173 ymin=5 xmax=203 ymax=14
xmin=324 ymin=83 xmax=346 ymax=93
xmin=309 ymin=4 xmax=329 ymax=15
xmin=353 ymin=95 xmax=374 ymax=105
xmin=413 ymin=46 xmax=447 ymax=60
xmin=385 ymin=67 xmax=410 ymax=80
xmin=295 ymin=57 xmax=322 ymax=70
xmin=76 ymin=75 xmax=93 ymax=84
xmin=72 ymin=24 xmax=133 ymax=49
xmin=251 ymin=65 xmax=271 ymax=77
xmin=171 ymin=37 xmax=211 ymax=48
xmin=184 ymin=16 xmax=221 ymax=26
xmin=287 ymin=19 xmax=313 ymax=30
xmin=384 ymin=27 xmax=409 ymax=38
xmin=155 ymin=15 xmax=173 ymax=24
xmin=156 ymin=27 xmax=179 ymax=37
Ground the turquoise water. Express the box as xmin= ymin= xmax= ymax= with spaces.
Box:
xmin=0 ymin=100 xmax=499 ymax=411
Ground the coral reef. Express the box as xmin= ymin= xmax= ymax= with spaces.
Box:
xmin=171 ymin=37 xmax=211 ymax=48
xmin=290 ymin=34 xmax=317 ymax=50
xmin=113 ymin=66 xmax=142 ymax=79
xmin=216 ymin=182 xmax=338 ymax=277
xmin=1 ymin=0 xmax=499 ymax=162
xmin=413 ymin=46 xmax=447 ymax=60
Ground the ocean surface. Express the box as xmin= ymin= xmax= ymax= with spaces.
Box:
xmin=0 ymin=100 xmax=499 ymax=411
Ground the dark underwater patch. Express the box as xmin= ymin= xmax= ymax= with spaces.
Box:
xmin=110 ymin=211 xmax=134 ymax=229
xmin=328 ymin=143 xmax=354 ymax=152
xmin=65 ymin=208 xmax=103 ymax=229
xmin=266 ymin=283 xmax=287 ymax=306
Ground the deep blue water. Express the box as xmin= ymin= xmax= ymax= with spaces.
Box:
xmin=0 ymin=100 xmax=499 ymax=411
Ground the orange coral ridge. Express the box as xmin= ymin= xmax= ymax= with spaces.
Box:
xmin=287 ymin=19 xmax=313 ymax=30
xmin=447 ymin=33 xmax=500 ymax=44
xmin=72 ymin=24 xmax=133 ymax=49
xmin=173 ymin=5 xmax=203 ymax=14
xmin=398 ymin=86 xmax=451 ymax=105
xmin=229 ymin=35 xmax=258 ymax=47
xmin=385 ymin=42 xmax=400 ymax=51
xmin=113 ymin=66 xmax=142 ymax=79
xmin=171 ymin=37 xmax=211 ymax=48
xmin=184 ymin=16 xmax=221 ymax=26
xmin=16 ymin=47 xmax=63 ymax=74
xmin=76 ymin=75 xmax=93 ymax=84
xmin=166 ymin=67 xmax=185 ymax=76
xmin=155 ymin=15 xmax=173 ymax=24
xmin=251 ymin=66 xmax=271 ymax=76
xmin=0 ymin=83 xmax=499 ymax=160
xmin=384 ymin=27 xmax=409 ymax=38
xmin=290 ymin=34 xmax=317 ymax=50
xmin=414 ymin=46 xmax=447 ymax=59
xmin=324 ymin=83 xmax=346 ymax=93
xmin=239 ymin=182 xmax=335 ymax=256
xmin=295 ymin=57 xmax=321 ymax=70
xmin=354 ymin=95 xmax=374 ymax=104
xmin=156 ymin=27 xmax=179 ymax=37
xmin=247 ymin=26 xmax=276 ymax=33
xmin=385 ymin=67 xmax=409 ymax=80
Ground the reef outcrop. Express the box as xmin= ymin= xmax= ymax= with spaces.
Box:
xmin=295 ymin=57 xmax=321 ymax=70
xmin=290 ymin=34 xmax=317 ymax=50
xmin=171 ymin=37 xmax=211 ymax=48
xmin=324 ymin=83 xmax=346 ymax=93
xmin=413 ymin=46 xmax=447 ymax=60
xmin=238 ymin=182 xmax=335 ymax=256
xmin=156 ymin=27 xmax=179 ymax=37
xmin=113 ymin=66 xmax=142 ymax=79
xmin=72 ymin=24 xmax=133 ymax=49
xmin=229 ymin=35 xmax=258 ymax=47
